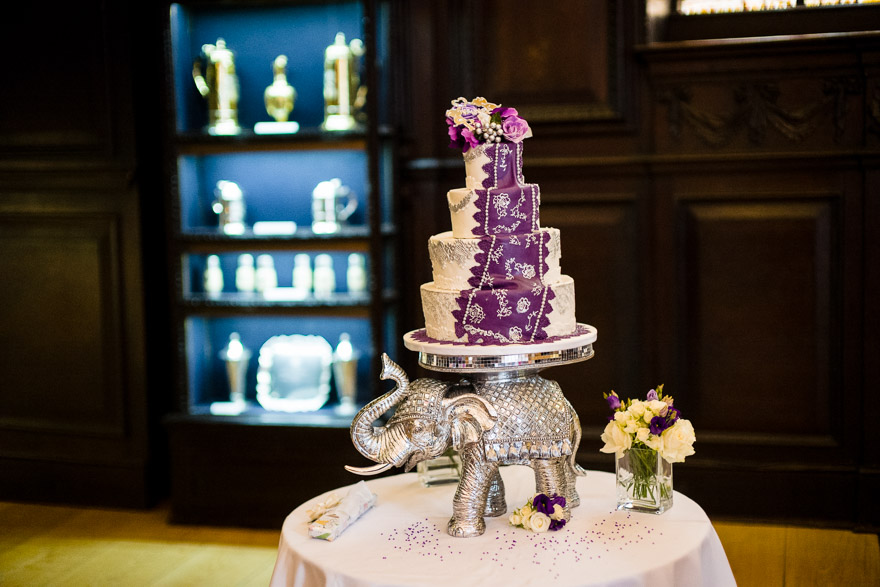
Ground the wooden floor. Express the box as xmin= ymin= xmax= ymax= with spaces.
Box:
xmin=1 ymin=501 xmax=878 ymax=586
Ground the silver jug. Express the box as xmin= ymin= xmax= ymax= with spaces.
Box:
xmin=311 ymin=178 xmax=357 ymax=234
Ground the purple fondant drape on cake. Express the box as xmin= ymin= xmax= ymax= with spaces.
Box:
xmin=451 ymin=232 xmax=556 ymax=344
xmin=469 ymin=142 xmax=541 ymax=238
xmin=450 ymin=141 xmax=564 ymax=344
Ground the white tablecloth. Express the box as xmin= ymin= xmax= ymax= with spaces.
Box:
xmin=270 ymin=467 xmax=735 ymax=587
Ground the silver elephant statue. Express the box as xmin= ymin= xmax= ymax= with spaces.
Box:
xmin=346 ymin=354 xmax=586 ymax=537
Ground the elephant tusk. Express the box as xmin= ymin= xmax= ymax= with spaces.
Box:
xmin=345 ymin=462 xmax=394 ymax=476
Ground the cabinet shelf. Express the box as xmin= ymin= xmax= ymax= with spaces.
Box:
xmin=176 ymin=223 xmax=396 ymax=251
xmin=181 ymin=294 xmax=373 ymax=316
xmin=180 ymin=289 xmax=397 ymax=315
xmin=170 ymin=407 xmax=358 ymax=429
xmin=175 ymin=125 xmax=394 ymax=155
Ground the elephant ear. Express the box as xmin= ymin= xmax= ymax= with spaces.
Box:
xmin=442 ymin=394 xmax=497 ymax=451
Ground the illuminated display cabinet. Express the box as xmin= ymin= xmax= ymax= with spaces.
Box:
xmin=162 ymin=0 xmax=398 ymax=526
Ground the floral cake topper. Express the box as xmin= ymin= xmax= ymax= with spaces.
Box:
xmin=446 ymin=97 xmax=532 ymax=152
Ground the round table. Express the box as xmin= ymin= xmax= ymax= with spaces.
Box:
xmin=270 ymin=467 xmax=735 ymax=587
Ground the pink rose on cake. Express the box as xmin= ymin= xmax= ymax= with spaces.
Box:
xmin=494 ymin=106 xmax=532 ymax=143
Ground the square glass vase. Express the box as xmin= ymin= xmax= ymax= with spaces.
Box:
xmin=416 ymin=453 xmax=461 ymax=487
xmin=616 ymin=447 xmax=673 ymax=514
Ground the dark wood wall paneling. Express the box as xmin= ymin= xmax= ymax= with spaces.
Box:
xmin=397 ymin=2 xmax=878 ymax=530
xmin=0 ymin=3 xmax=166 ymax=507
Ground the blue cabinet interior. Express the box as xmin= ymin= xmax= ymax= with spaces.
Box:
xmin=178 ymin=150 xmax=368 ymax=231
xmin=186 ymin=315 xmax=373 ymax=408
xmin=170 ymin=1 xmax=390 ymax=421
xmin=171 ymin=2 xmax=364 ymax=132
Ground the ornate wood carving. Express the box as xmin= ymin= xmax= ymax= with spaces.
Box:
xmin=659 ymin=78 xmax=861 ymax=147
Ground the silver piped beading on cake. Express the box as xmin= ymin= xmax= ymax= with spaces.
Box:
xmin=428 ymin=228 xmax=562 ymax=291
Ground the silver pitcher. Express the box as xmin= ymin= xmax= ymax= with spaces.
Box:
xmin=311 ymin=178 xmax=357 ymax=234
xmin=212 ymin=180 xmax=246 ymax=235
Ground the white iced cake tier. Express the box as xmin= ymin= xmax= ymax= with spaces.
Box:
xmin=419 ymin=275 xmax=576 ymax=344
xmin=428 ymin=228 xmax=562 ymax=291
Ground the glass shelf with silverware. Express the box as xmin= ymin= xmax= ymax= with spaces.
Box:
xmin=166 ymin=0 xmax=398 ymax=433
xmin=185 ymin=315 xmax=377 ymax=421
xmin=184 ymin=250 xmax=385 ymax=310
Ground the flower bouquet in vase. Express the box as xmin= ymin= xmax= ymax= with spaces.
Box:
xmin=600 ymin=385 xmax=696 ymax=514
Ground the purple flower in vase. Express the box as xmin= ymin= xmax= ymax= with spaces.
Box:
xmin=649 ymin=415 xmax=670 ymax=435
xmin=666 ymin=405 xmax=681 ymax=423
xmin=605 ymin=392 xmax=621 ymax=410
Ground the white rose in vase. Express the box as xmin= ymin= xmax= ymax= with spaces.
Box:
xmin=660 ymin=418 xmax=696 ymax=463
xmin=599 ymin=421 xmax=632 ymax=457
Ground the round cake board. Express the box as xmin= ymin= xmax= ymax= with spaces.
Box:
xmin=402 ymin=323 xmax=597 ymax=373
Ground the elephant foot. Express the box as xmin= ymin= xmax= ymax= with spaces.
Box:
xmin=447 ymin=516 xmax=485 ymax=538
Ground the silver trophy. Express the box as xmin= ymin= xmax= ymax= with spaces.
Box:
xmin=332 ymin=333 xmax=360 ymax=415
xmin=219 ymin=332 xmax=251 ymax=405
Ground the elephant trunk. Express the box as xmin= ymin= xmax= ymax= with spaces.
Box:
xmin=349 ymin=354 xmax=409 ymax=464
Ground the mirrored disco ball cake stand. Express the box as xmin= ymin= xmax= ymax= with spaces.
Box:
xmin=403 ymin=324 xmax=596 ymax=376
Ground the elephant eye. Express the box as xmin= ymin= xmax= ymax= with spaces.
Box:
xmin=409 ymin=420 xmax=432 ymax=442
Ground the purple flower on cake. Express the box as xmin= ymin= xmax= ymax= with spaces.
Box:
xmin=500 ymin=112 xmax=532 ymax=143
xmin=446 ymin=97 xmax=532 ymax=151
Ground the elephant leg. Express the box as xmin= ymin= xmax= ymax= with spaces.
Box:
xmin=448 ymin=447 xmax=496 ymax=537
xmin=483 ymin=467 xmax=507 ymax=517
xmin=532 ymin=459 xmax=571 ymax=521
xmin=565 ymin=463 xmax=581 ymax=508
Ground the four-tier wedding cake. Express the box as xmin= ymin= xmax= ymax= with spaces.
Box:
xmin=411 ymin=97 xmax=585 ymax=347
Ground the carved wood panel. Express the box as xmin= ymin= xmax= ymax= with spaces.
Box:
xmin=677 ymin=196 xmax=838 ymax=437
xmin=0 ymin=212 xmax=125 ymax=440
xmin=455 ymin=0 xmax=632 ymax=124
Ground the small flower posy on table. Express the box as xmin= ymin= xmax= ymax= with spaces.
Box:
xmin=508 ymin=493 xmax=567 ymax=532
xmin=600 ymin=385 xmax=696 ymax=510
